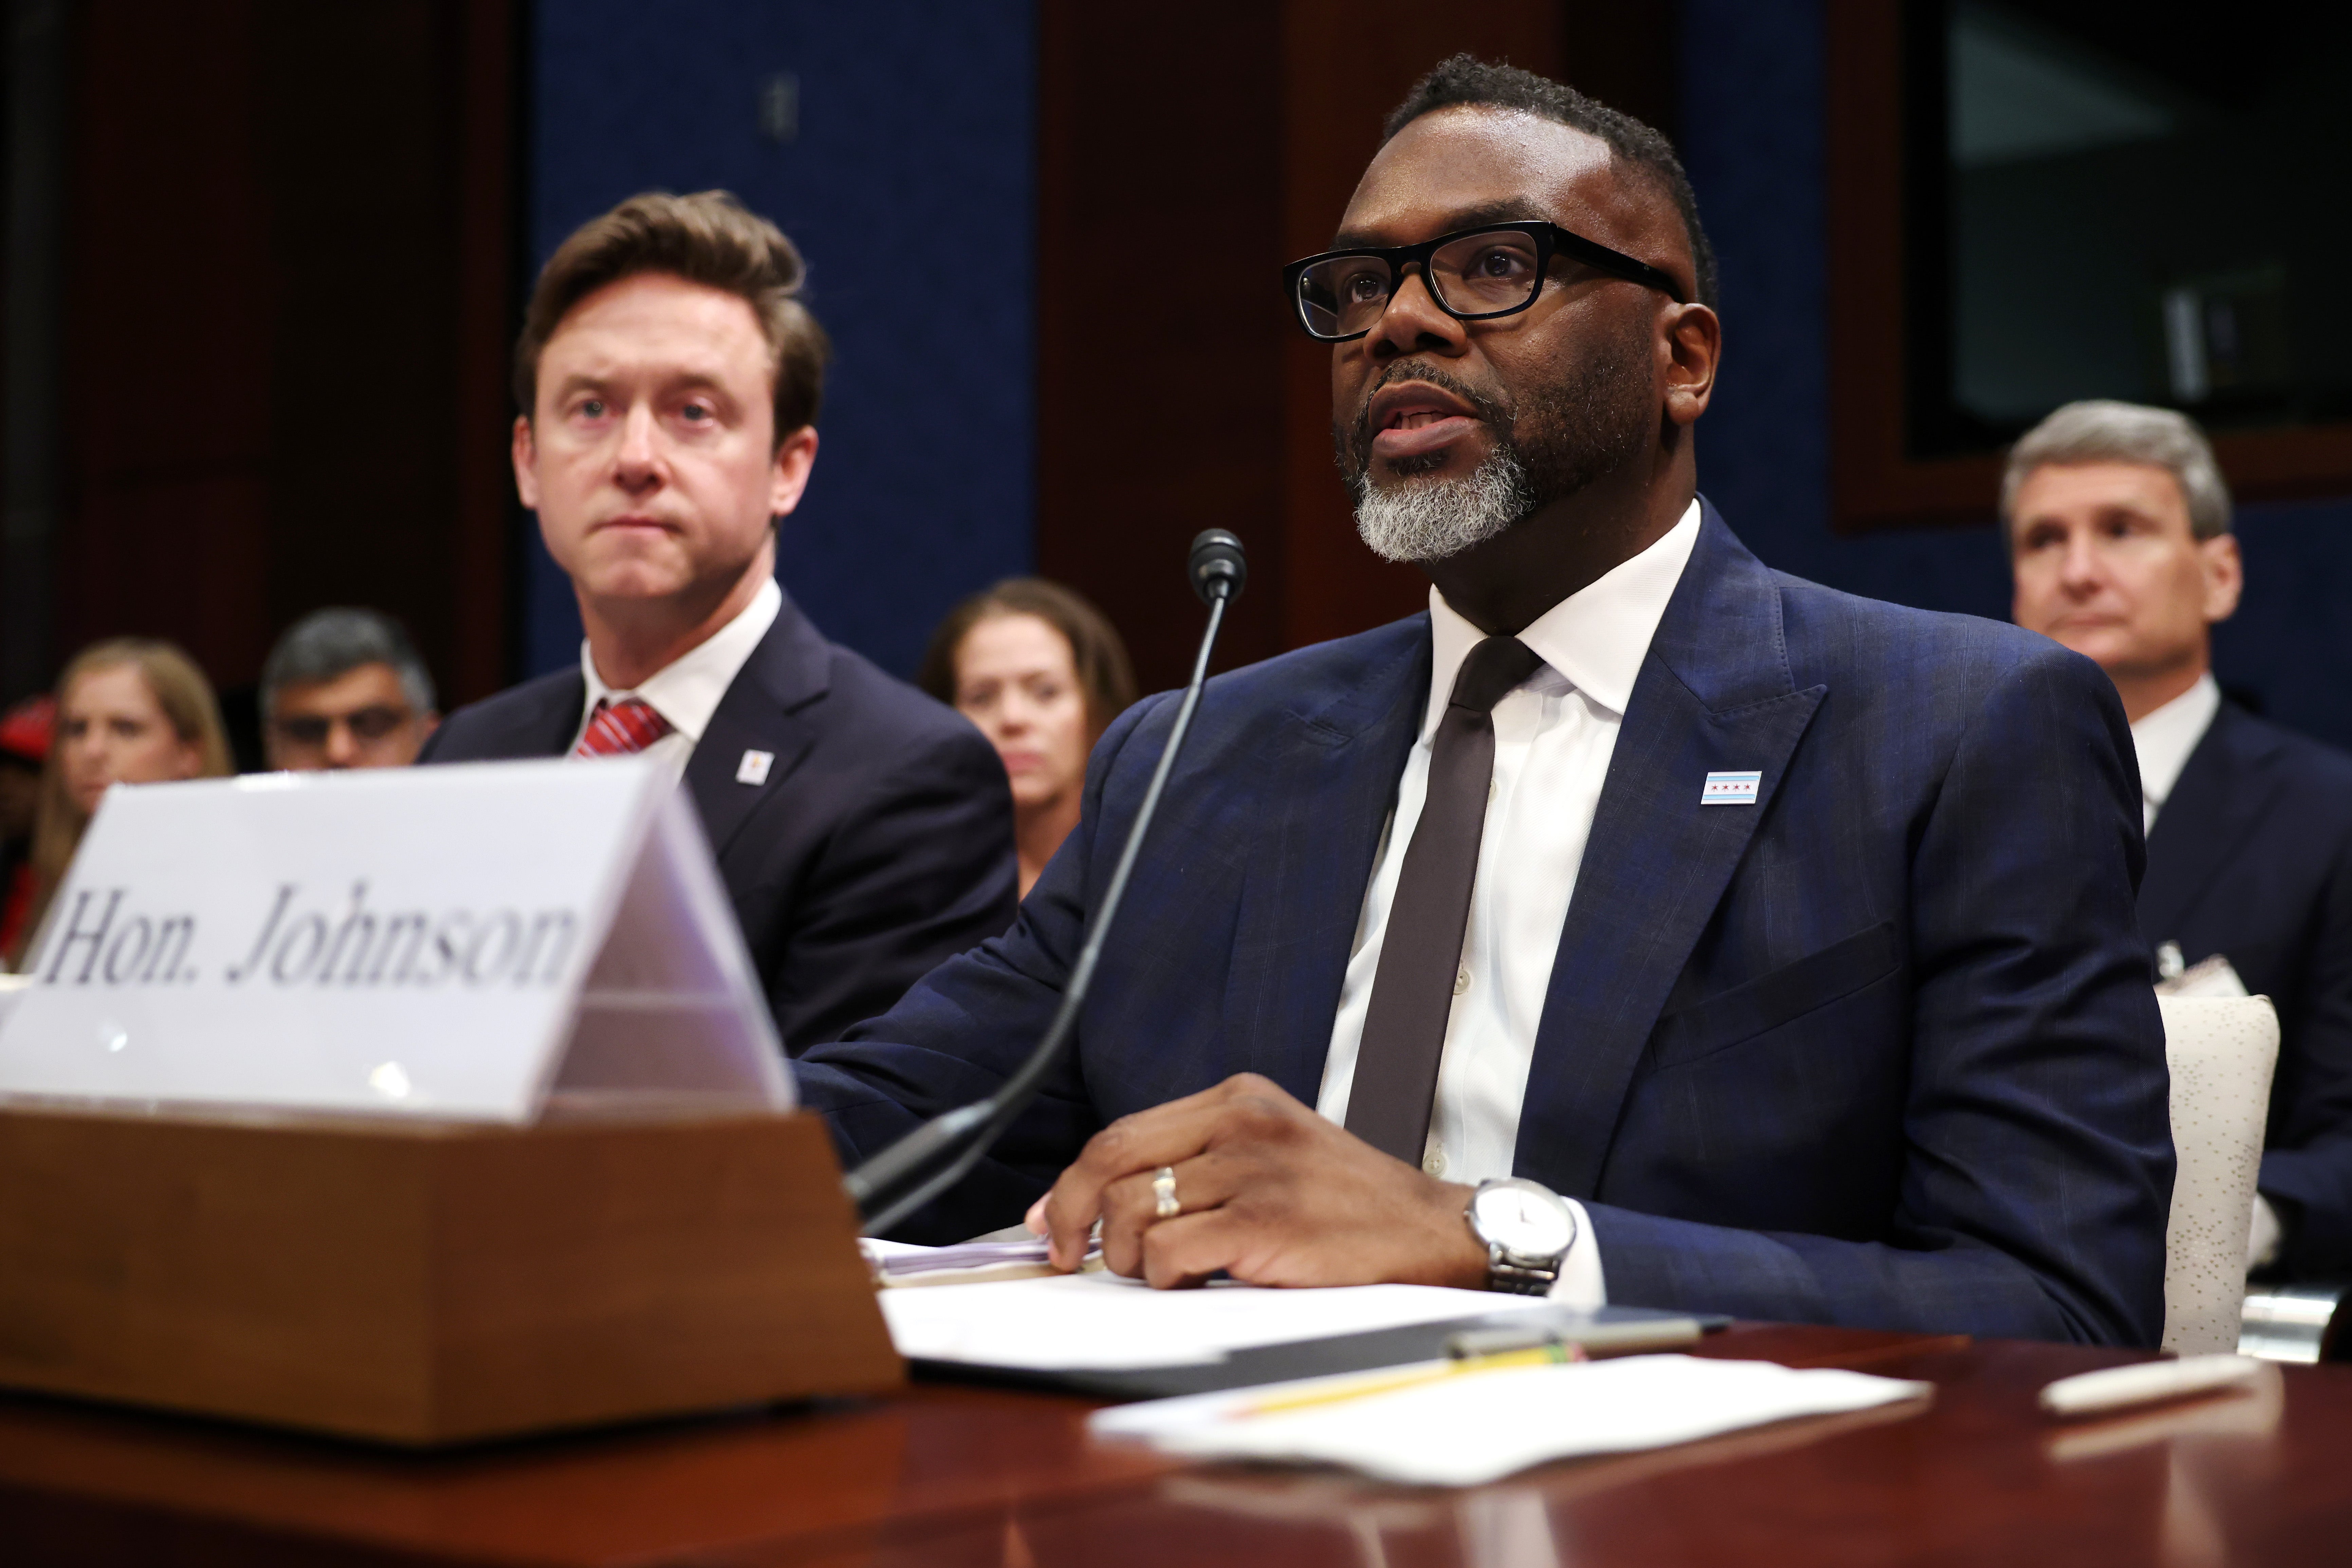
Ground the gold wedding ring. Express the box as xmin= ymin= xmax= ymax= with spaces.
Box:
xmin=1152 ymin=1165 xmax=1180 ymax=1219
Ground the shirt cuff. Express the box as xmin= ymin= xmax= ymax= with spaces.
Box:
xmin=1545 ymin=1198 xmax=1606 ymax=1308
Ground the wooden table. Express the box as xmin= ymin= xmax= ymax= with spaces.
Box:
xmin=4 ymin=1322 xmax=2348 ymax=1566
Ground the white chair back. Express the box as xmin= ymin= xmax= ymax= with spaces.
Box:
xmin=2158 ymin=994 xmax=2279 ymax=1355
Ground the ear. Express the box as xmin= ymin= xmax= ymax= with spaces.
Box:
xmin=173 ymin=738 xmax=205 ymax=782
xmin=2200 ymin=532 xmax=2244 ymax=625
xmin=512 ymin=416 xmax=541 ymax=509
xmin=769 ymin=425 xmax=822 ymax=518
xmin=1661 ymin=302 xmax=1721 ymax=428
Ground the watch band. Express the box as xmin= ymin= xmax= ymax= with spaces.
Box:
xmin=1484 ymin=1246 xmax=1561 ymax=1295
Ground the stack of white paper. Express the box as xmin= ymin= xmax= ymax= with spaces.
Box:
xmin=1090 ymin=1353 xmax=1931 ymax=1485
xmin=878 ymin=1268 xmax=1558 ymax=1371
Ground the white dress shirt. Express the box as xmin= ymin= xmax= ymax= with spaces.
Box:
xmin=1316 ymin=500 xmax=1702 ymax=1306
xmin=2129 ymin=671 xmax=2220 ymax=835
xmin=572 ymin=577 xmax=782 ymax=779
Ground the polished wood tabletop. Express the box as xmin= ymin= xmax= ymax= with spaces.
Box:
xmin=3 ymin=1322 xmax=2347 ymax=1566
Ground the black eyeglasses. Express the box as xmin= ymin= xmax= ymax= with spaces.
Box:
xmin=1282 ymin=220 xmax=1686 ymax=343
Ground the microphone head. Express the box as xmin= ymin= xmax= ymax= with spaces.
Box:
xmin=1189 ymin=529 xmax=1248 ymax=604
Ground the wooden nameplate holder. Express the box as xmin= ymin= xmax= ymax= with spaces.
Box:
xmin=0 ymin=1103 xmax=902 ymax=1445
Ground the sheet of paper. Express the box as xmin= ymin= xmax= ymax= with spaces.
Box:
xmin=878 ymin=1269 xmax=1559 ymax=1370
xmin=1091 ymin=1353 xmax=1931 ymax=1485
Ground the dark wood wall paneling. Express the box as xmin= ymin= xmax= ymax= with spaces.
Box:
xmin=52 ymin=0 xmax=515 ymax=724
xmin=1033 ymin=0 xmax=1289 ymax=688
xmin=2 ymin=0 xmax=73 ymax=705
xmin=40 ymin=5 xmax=1672 ymax=709
xmin=1037 ymin=2 xmax=1678 ymax=691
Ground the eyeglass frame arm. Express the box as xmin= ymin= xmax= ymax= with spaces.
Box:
xmin=1280 ymin=219 xmax=1687 ymax=342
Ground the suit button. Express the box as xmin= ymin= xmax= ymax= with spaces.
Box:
xmin=1453 ymin=966 xmax=1471 ymax=996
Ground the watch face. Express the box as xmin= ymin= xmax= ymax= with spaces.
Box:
xmin=1474 ymin=1182 xmax=1575 ymax=1256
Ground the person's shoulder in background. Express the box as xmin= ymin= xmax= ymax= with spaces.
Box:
xmin=2224 ymin=702 xmax=2352 ymax=815
xmin=812 ymin=635 xmax=999 ymax=762
xmin=697 ymin=606 xmax=1014 ymax=1052
xmin=2157 ymin=700 xmax=2352 ymax=922
xmin=2160 ymin=702 xmax=2352 ymax=1278
xmin=417 ymin=669 xmax=586 ymax=764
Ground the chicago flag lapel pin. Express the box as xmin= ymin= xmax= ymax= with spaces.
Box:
xmin=1701 ymin=770 xmax=1761 ymax=806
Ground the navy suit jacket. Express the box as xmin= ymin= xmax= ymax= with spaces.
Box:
xmin=421 ymin=590 xmax=1018 ymax=1051
xmin=2142 ymin=701 xmax=2352 ymax=1276
xmin=800 ymin=505 xmax=2174 ymax=1345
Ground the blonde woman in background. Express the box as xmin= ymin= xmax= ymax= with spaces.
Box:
xmin=919 ymin=579 xmax=1137 ymax=898
xmin=5 ymin=639 xmax=232 ymax=972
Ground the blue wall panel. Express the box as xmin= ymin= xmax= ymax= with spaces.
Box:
xmin=522 ymin=0 xmax=1036 ymax=679
xmin=1678 ymin=0 xmax=2352 ymax=749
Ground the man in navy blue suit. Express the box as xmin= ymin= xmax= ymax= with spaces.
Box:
xmin=2011 ymin=400 xmax=2352 ymax=1281
xmin=424 ymin=191 xmax=1017 ymax=1051
xmin=801 ymin=59 xmax=2173 ymax=1343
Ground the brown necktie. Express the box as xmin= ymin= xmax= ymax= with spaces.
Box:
xmin=1346 ymin=634 xmax=1544 ymax=1164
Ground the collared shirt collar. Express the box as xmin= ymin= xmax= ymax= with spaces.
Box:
xmin=2130 ymin=670 xmax=2220 ymax=817
xmin=1422 ymin=499 xmax=1702 ymax=740
xmin=578 ymin=576 xmax=782 ymax=745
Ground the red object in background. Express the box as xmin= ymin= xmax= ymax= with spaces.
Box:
xmin=52 ymin=3 xmax=515 ymax=708
xmin=0 ymin=866 xmax=31 ymax=962
xmin=0 ymin=696 xmax=53 ymax=765
xmin=0 ymin=693 xmax=51 ymax=959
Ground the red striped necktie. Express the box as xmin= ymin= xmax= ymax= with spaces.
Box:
xmin=573 ymin=697 xmax=674 ymax=759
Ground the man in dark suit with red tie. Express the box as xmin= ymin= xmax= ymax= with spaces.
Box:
xmin=423 ymin=191 xmax=1017 ymax=1052
xmin=799 ymin=60 xmax=2172 ymax=1344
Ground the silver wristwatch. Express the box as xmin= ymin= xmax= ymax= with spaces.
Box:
xmin=1465 ymin=1178 xmax=1577 ymax=1295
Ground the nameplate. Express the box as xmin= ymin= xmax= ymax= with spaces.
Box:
xmin=0 ymin=760 xmax=790 ymax=1122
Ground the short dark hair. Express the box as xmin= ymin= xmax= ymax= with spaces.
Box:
xmin=1383 ymin=55 xmax=1717 ymax=310
xmin=515 ymin=190 xmax=832 ymax=447
xmin=918 ymin=578 xmax=1139 ymax=739
xmin=261 ymin=608 xmax=436 ymax=718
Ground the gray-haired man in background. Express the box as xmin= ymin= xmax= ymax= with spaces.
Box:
xmin=2008 ymin=400 xmax=2352 ymax=1281
xmin=261 ymin=608 xmax=440 ymax=771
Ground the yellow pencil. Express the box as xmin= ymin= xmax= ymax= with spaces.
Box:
xmin=1237 ymin=1342 xmax=1583 ymax=1418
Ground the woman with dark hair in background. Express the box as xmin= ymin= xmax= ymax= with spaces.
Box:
xmin=919 ymin=579 xmax=1136 ymax=898
xmin=5 ymin=639 xmax=233 ymax=971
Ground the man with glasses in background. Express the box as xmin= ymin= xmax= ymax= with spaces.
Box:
xmin=261 ymin=607 xmax=440 ymax=771
xmin=800 ymin=57 xmax=2170 ymax=1345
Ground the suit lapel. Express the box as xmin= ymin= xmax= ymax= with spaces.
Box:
xmin=1513 ymin=504 xmax=1825 ymax=1197
xmin=521 ymin=675 xmax=588 ymax=756
xmin=681 ymin=591 xmax=832 ymax=860
xmin=1224 ymin=621 xmax=1430 ymax=1105
xmin=2138 ymin=704 xmax=2282 ymax=945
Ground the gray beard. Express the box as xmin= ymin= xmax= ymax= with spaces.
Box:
xmin=1348 ymin=443 xmax=1539 ymax=565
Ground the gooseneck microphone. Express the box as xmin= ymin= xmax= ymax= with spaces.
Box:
xmin=845 ymin=530 xmax=1248 ymax=1234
